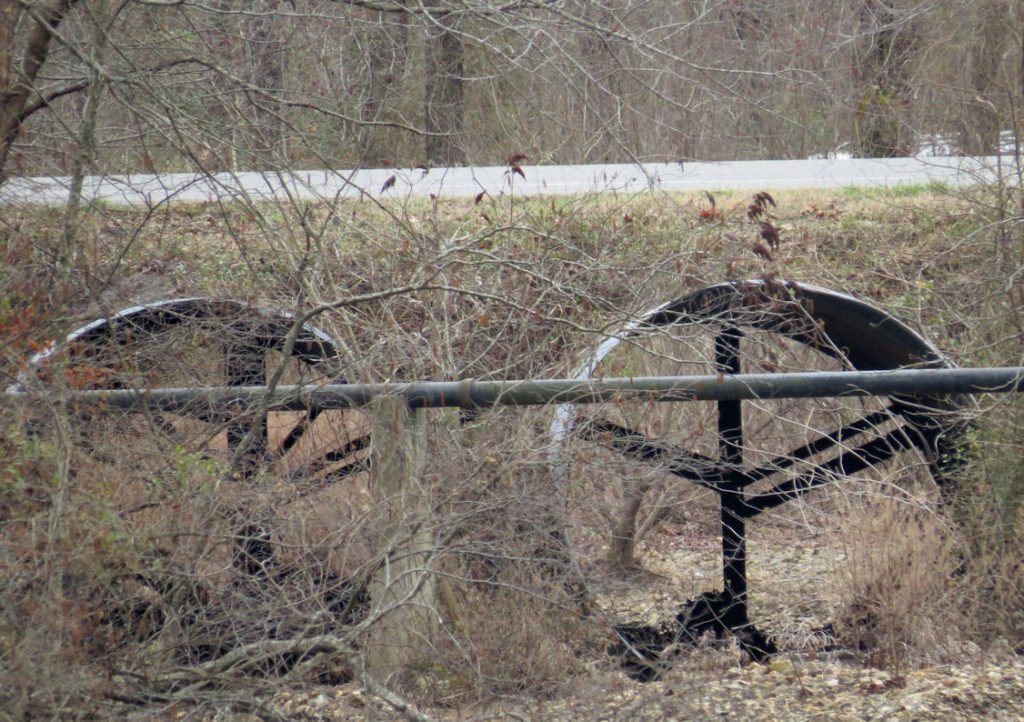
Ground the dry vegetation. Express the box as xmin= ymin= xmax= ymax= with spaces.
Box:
xmin=0 ymin=180 xmax=1022 ymax=720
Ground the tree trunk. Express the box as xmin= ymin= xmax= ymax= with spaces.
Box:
xmin=244 ymin=0 xmax=286 ymax=168
xmin=424 ymin=18 xmax=465 ymax=166
xmin=576 ymin=5 xmax=626 ymax=163
xmin=0 ymin=0 xmax=78 ymax=183
xmin=354 ymin=9 xmax=410 ymax=166
xmin=853 ymin=0 xmax=915 ymax=158
xmin=726 ymin=1 xmax=771 ymax=156
xmin=366 ymin=395 xmax=437 ymax=683
xmin=961 ymin=0 xmax=1009 ymax=155
xmin=608 ymin=479 xmax=650 ymax=569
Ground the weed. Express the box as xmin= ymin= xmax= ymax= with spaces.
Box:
xmin=0 ymin=186 xmax=1020 ymax=716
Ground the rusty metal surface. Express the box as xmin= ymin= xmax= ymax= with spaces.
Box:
xmin=651 ymin=280 xmax=948 ymax=369
xmin=8 ymin=297 xmax=338 ymax=393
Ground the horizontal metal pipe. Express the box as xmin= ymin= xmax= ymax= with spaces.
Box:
xmin=16 ymin=366 xmax=1024 ymax=412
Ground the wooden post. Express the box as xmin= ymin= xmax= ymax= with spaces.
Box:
xmin=366 ymin=395 xmax=437 ymax=681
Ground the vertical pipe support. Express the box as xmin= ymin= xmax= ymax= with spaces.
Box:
xmin=715 ymin=326 xmax=748 ymax=627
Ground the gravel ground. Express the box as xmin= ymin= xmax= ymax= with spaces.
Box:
xmin=267 ymin=656 xmax=1024 ymax=721
xmin=262 ymin=514 xmax=1024 ymax=722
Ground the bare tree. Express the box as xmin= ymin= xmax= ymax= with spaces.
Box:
xmin=962 ymin=0 xmax=1011 ymax=154
xmin=423 ymin=12 xmax=465 ymax=165
xmin=852 ymin=0 xmax=917 ymax=157
xmin=0 ymin=0 xmax=81 ymax=182
xmin=242 ymin=0 xmax=288 ymax=167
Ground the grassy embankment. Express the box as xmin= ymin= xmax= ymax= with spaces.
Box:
xmin=0 ymin=183 xmax=1021 ymax=716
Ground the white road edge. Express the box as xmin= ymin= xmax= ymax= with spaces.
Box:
xmin=1 ymin=156 xmax=1019 ymax=207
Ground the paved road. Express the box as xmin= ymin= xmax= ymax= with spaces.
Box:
xmin=0 ymin=156 xmax=1015 ymax=207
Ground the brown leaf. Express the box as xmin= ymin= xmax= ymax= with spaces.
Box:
xmin=759 ymin=221 xmax=781 ymax=249
xmin=507 ymin=152 xmax=528 ymax=166
xmin=379 ymin=175 xmax=396 ymax=193
xmin=65 ymin=365 xmax=117 ymax=390
xmin=751 ymin=241 xmax=773 ymax=261
xmin=702 ymin=190 xmax=716 ymax=209
xmin=474 ymin=190 xmax=487 ymax=205
xmin=510 ymin=163 xmax=526 ymax=180
xmin=747 ymin=190 xmax=778 ymax=221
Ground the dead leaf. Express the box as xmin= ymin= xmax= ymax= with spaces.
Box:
xmin=759 ymin=221 xmax=781 ymax=249
xmin=752 ymin=241 xmax=773 ymax=261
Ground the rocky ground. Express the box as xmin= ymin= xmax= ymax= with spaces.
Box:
xmin=265 ymin=655 xmax=1024 ymax=721
xmin=258 ymin=512 xmax=1024 ymax=722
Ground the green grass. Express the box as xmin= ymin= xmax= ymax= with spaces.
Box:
xmin=839 ymin=180 xmax=952 ymax=200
